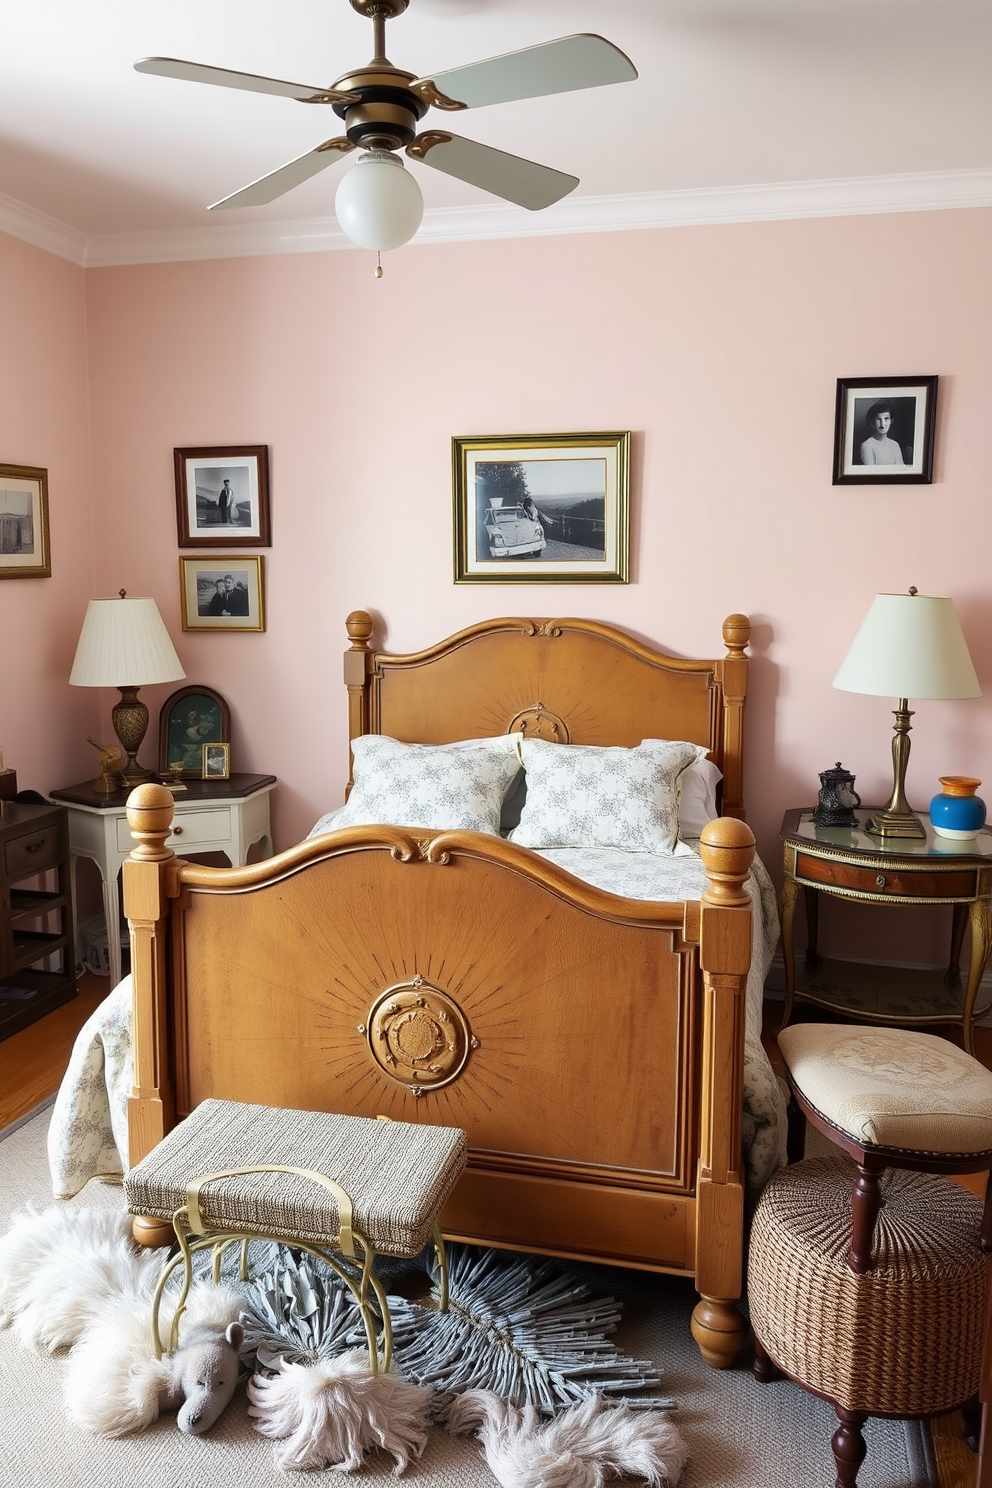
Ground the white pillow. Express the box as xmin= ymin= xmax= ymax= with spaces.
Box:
xmin=509 ymin=738 xmax=708 ymax=854
xmin=332 ymin=734 xmax=522 ymax=835
xmin=674 ymin=756 xmax=723 ymax=837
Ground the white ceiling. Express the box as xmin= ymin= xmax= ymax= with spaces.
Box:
xmin=1 ymin=0 xmax=990 ymax=265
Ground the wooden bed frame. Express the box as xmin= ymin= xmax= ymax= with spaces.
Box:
xmin=123 ymin=611 xmax=756 ymax=1367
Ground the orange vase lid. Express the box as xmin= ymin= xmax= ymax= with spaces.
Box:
xmin=937 ymin=776 xmax=982 ymax=796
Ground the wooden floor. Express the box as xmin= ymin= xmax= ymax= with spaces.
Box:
xmin=1 ymin=977 xmax=988 ymax=1486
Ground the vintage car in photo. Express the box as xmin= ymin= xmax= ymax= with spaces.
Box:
xmin=482 ymin=499 xmax=547 ymax=558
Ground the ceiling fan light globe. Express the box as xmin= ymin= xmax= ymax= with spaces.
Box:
xmin=334 ymin=151 xmax=423 ymax=250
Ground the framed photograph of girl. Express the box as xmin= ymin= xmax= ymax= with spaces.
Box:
xmin=833 ymin=376 xmax=937 ymax=485
xmin=174 ymin=444 xmax=270 ymax=546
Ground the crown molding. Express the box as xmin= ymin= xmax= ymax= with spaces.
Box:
xmin=3 ymin=168 xmax=992 ymax=269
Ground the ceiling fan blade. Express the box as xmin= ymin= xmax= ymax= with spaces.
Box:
xmin=408 ymin=132 xmax=577 ymax=210
xmin=209 ymin=139 xmax=356 ymax=210
xmin=411 ymin=34 xmax=636 ymax=111
xmin=134 ymin=57 xmax=359 ymax=106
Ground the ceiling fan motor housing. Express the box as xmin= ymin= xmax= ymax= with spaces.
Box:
xmin=331 ymin=68 xmax=428 ymax=151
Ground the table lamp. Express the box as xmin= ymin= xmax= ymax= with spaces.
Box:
xmin=70 ymin=590 xmax=185 ymax=787
xmin=833 ymin=587 xmax=980 ymax=839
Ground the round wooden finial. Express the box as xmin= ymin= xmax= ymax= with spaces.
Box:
xmin=699 ymin=817 xmax=755 ymax=905
xmin=722 ymin=614 xmax=751 ymax=656
xmin=125 ymin=783 xmax=176 ymax=860
xmin=346 ymin=610 xmax=373 ymax=647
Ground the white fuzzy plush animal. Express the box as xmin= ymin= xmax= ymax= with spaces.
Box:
xmin=0 ymin=1205 xmax=243 ymax=1436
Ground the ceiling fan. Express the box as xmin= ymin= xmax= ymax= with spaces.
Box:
xmin=134 ymin=0 xmax=637 ymax=227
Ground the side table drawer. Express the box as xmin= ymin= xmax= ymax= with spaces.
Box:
xmin=4 ymin=822 xmax=63 ymax=880
xmin=116 ymin=807 xmax=232 ymax=854
xmin=795 ymin=852 xmax=977 ymax=901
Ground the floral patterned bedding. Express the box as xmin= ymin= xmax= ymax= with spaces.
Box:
xmin=48 ymin=836 xmax=787 ymax=1202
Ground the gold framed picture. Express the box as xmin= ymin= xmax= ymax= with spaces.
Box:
xmin=453 ymin=431 xmax=630 ymax=584
xmin=202 ymin=741 xmax=231 ymax=781
xmin=180 ymin=555 xmax=265 ymax=632
xmin=0 ymin=463 xmax=51 ymax=579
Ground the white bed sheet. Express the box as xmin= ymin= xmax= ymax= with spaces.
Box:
xmin=48 ymin=832 xmax=787 ymax=1201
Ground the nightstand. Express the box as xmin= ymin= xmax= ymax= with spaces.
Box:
xmin=0 ymin=799 xmax=77 ymax=1039
xmin=780 ymin=808 xmax=992 ymax=1054
xmin=49 ymin=773 xmax=276 ymax=988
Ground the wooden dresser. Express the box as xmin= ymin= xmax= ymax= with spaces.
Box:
xmin=0 ymin=799 xmax=77 ymax=1040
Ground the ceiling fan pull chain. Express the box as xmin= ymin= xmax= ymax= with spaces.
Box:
xmin=375 ymin=250 xmax=383 ymax=279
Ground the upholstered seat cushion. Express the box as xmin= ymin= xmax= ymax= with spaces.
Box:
xmin=124 ymin=1098 xmax=468 ymax=1256
xmin=777 ymin=1024 xmax=992 ymax=1156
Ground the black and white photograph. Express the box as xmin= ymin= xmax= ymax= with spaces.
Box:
xmin=174 ymin=444 xmax=270 ymax=546
xmin=833 ymin=377 xmax=937 ymax=485
xmin=453 ymin=432 xmax=630 ymax=583
xmin=180 ymin=555 xmax=265 ymax=632
xmin=0 ymin=463 xmax=50 ymax=578
xmin=202 ymin=741 xmax=231 ymax=780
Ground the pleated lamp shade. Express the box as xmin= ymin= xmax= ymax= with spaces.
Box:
xmin=70 ymin=595 xmax=185 ymax=687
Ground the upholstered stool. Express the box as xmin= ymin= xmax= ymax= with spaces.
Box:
xmin=748 ymin=1024 xmax=992 ymax=1487
xmin=124 ymin=1099 xmax=468 ymax=1373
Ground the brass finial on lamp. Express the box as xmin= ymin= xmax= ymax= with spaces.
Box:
xmin=833 ymin=588 xmax=981 ymax=839
xmin=70 ymin=590 xmax=185 ymax=787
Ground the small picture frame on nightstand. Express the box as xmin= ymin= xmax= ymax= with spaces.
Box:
xmin=202 ymin=742 xmax=231 ymax=781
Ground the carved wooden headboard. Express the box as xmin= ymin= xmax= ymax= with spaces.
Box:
xmin=343 ymin=611 xmax=750 ymax=818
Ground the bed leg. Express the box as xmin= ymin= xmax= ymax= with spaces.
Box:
xmin=131 ymin=1215 xmax=176 ymax=1249
xmin=690 ymin=1295 xmax=748 ymax=1369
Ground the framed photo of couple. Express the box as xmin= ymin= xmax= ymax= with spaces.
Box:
xmin=180 ymin=556 xmax=265 ymax=632
xmin=833 ymin=377 xmax=937 ymax=485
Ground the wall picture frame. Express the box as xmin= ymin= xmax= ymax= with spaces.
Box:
xmin=453 ymin=431 xmax=630 ymax=583
xmin=202 ymin=741 xmax=231 ymax=781
xmin=833 ymin=377 xmax=937 ymax=485
xmin=180 ymin=555 xmax=265 ymax=632
xmin=158 ymin=685 xmax=231 ymax=779
xmin=174 ymin=445 xmax=270 ymax=547
xmin=0 ymin=464 xmax=51 ymax=579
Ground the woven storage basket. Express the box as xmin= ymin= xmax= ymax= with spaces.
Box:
xmin=125 ymin=1098 xmax=467 ymax=1256
xmin=748 ymin=1156 xmax=987 ymax=1416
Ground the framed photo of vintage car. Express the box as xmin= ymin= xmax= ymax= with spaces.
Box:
xmin=158 ymin=685 xmax=231 ymax=780
xmin=174 ymin=445 xmax=270 ymax=547
xmin=453 ymin=431 xmax=630 ymax=583
xmin=0 ymin=464 xmax=51 ymax=578
xmin=833 ymin=377 xmax=937 ymax=485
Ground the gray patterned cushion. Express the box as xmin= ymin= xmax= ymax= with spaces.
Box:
xmin=333 ymin=733 xmax=522 ymax=835
xmin=509 ymin=738 xmax=708 ymax=854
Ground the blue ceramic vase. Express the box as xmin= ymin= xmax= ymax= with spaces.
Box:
xmin=929 ymin=777 xmax=986 ymax=839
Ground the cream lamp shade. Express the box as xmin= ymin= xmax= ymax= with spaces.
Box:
xmin=70 ymin=592 xmax=185 ymax=788
xmin=833 ymin=589 xmax=980 ymax=838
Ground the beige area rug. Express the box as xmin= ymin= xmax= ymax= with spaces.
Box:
xmin=0 ymin=1105 xmax=937 ymax=1488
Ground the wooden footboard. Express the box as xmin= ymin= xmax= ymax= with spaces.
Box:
xmin=124 ymin=785 xmax=754 ymax=1367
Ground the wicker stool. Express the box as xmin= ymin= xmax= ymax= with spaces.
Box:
xmin=124 ymin=1099 xmax=468 ymax=1373
xmin=748 ymin=1023 xmax=992 ymax=1487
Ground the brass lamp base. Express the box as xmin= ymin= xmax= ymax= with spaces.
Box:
xmin=864 ymin=809 xmax=927 ymax=840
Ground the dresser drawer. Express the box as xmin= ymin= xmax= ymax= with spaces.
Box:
xmin=116 ymin=807 xmax=232 ymax=854
xmin=4 ymin=821 xmax=63 ymax=880
xmin=795 ymin=852 xmax=977 ymax=901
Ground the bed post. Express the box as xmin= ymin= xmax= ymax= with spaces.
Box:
xmin=691 ymin=815 xmax=755 ymax=1368
xmin=344 ymin=610 xmax=373 ymax=791
xmin=122 ymin=783 xmax=178 ymax=1248
xmin=718 ymin=614 xmax=750 ymax=820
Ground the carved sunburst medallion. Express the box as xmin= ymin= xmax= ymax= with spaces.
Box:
xmin=508 ymin=703 xmax=570 ymax=743
xmin=366 ymin=976 xmax=474 ymax=1092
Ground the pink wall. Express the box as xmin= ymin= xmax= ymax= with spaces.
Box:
xmin=0 ymin=233 xmax=99 ymax=791
xmin=10 ymin=205 xmax=992 ymax=967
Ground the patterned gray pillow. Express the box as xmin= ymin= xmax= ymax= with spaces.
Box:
xmin=334 ymin=734 xmax=523 ymax=835
xmin=509 ymin=738 xmax=708 ymax=854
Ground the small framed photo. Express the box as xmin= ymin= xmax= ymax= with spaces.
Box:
xmin=202 ymin=742 xmax=231 ymax=781
xmin=158 ymin=685 xmax=231 ymax=779
xmin=180 ymin=556 xmax=265 ymax=632
xmin=833 ymin=377 xmax=937 ymax=485
xmin=0 ymin=464 xmax=51 ymax=579
xmin=453 ymin=431 xmax=630 ymax=583
xmin=174 ymin=445 xmax=270 ymax=547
